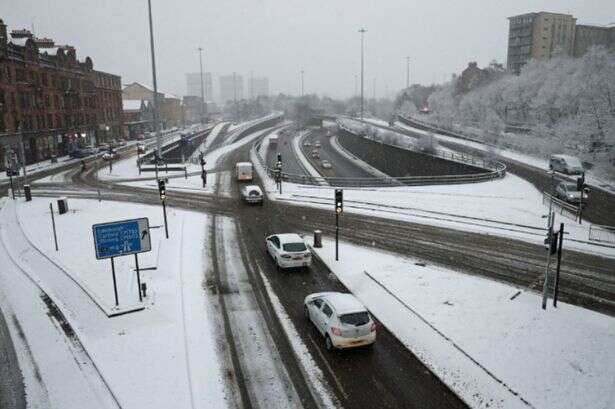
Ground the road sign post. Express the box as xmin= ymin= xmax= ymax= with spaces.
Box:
xmin=92 ymin=218 xmax=152 ymax=306
xmin=49 ymin=203 xmax=59 ymax=252
xmin=135 ymin=253 xmax=143 ymax=302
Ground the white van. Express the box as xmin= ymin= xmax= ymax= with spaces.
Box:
xmin=549 ymin=154 xmax=584 ymax=175
xmin=235 ymin=162 xmax=254 ymax=182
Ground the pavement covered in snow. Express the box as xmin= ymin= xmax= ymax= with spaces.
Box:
xmin=311 ymin=238 xmax=615 ymax=409
xmin=0 ymin=197 xmax=231 ymax=408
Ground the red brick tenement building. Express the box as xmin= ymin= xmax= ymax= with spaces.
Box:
xmin=0 ymin=18 xmax=123 ymax=166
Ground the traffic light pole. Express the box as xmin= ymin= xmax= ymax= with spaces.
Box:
xmin=335 ymin=211 xmax=339 ymax=261
xmin=553 ymin=223 xmax=564 ymax=307
xmin=162 ymin=199 xmax=169 ymax=239
xmin=541 ymin=212 xmax=554 ymax=310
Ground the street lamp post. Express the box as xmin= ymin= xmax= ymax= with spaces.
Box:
xmin=359 ymin=28 xmax=367 ymax=121
xmin=233 ymin=72 xmax=237 ymax=123
xmin=198 ymin=46 xmax=206 ymax=124
xmin=146 ymin=0 xmax=161 ymax=158
xmin=406 ymin=56 xmax=410 ymax=89
xmin=300 ymin=69 xmax=304 ymax=97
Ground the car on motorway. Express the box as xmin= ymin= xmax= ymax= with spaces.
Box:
xmin=304 ymin=292 xmax=376 ymax=350
xmin=102 ymin=150 xmax=118 ymax=161
xmin=265 ymin=233 xmax=312 ymax=270
xmin=235 ymin=162 xmax=254 ymax=181
xmin=303 ymin=141 xmax=312 ymax=147
xmin=555 ymin=182 xmax=588 ymax=205
xmin=69 ymin=147 xmax=97 ymax=158
xmin=310 ymin=150 xmax=320 ymax=159
xmin=549 ymin=154 xmax=584 ymax=175
xmin=321 ymin=160 xmax=332 ymax=169
xmin=314 ymin=141 xmax=322 ymax=148
xmin=240 ymin=185 xmax=264 ymax=205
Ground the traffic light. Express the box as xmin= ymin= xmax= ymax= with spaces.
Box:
xmin=550 ymin=231 xmax=559 ymax=255
xmin=335 ymin=189 xmax=343 ymax=214
xmin=277 ymin=153 xmax=282 ymax=163
xmin=158 ymin=179 xmax=166 ymax=200
xmin=576 ymin=175 xmax=584 ymax=191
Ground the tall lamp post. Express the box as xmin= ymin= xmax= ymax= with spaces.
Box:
xmin=406 ymin=56 xmax=410 ymax=89
xmin=359 ymin=28 xmax=366 ymax=120
xmin=198 ymin=46 xmax=206 ymax=123
xmin=300 ymin=69 xmax=304 ymax=97
xmin=147 ymin=0 xmax=161 ymax=157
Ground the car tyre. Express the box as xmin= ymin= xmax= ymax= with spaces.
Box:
xmin=325 ymin=335 xmax=334 ymax=351
xmin=304 ymin=305 xmax=310 ymax=320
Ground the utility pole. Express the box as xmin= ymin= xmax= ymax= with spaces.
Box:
xmin=372 ymin=77 xmax=376 ymax=100
xmin=249 ymin=70 xmax=254 ymax=100
xmin=300 ymin=69 xmax=304 ymax=97
xmin=198 ymin=46 xmax=206 ymax=123
xmin=359 ymin=28 xmax=366 ymax=120
xmin=147 ymin=0 xmax=161 ymax=158
xmin=406 ymin=56 xmax=410 ymax=89
xmin=354 ymin=74 xmax=358 ymax=97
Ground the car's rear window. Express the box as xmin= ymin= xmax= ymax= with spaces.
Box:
xmin=248 ymin=189 xmax=261 ymax=196
xmin=339 ymin=312 xmax=370 ymax=326
xmin=282 ymin=242 xmax=307 ymax=252
xmin=565 ymin=184 xmax=577 ymax=190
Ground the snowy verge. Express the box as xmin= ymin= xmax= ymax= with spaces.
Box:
xmin=311 ymin=238 xmax=615 ymax=409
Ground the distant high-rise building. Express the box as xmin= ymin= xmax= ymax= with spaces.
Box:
xmin=574 ymin=24 xmax=615 ymax=57
xmin=186 ymin=72 xmax=212 ymax=101
xmin=507 ymin=12 xmax=615 ymax=74
xmin=248 ymin=77 xmax=269 ymax=98
xmin=219 ymin=74 xmax=243 ymax=104
xmin=507 ymin=12 xmax=576 ymax=73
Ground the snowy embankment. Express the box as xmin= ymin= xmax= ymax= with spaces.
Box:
xmin=311 ymin=238 xmax=615 ymax=409
xmin=0 ymin=198 xmax=230 ymax=409
xmin=252 ymin=154 xmax=614 ymax=258
xmin=329 ymin=133 xmax=393 ymax=179
xmin=395 ymin=120 xmax=615 ymax=194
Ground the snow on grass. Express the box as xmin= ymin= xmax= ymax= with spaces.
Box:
xmin=5 ymin=197 xmax=230 ymax=409
xmin=311 ymin=238 xmax=615 ymax=409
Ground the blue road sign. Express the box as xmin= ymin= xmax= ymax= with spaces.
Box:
xmin=92 ymin=218 xmax=151 ymax=260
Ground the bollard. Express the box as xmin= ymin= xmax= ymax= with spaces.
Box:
xmin=313 ymin=230 xmax=322 ymax=248
xmin=24 ymin=184 xmax=32 ymax=202
xmin=141 ymin=282 xmax=147 ymax=298
xmin=57 ymin=197 xmax=68 ymax=214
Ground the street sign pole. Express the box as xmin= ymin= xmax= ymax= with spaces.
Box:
xmin=135 ymin=253 xmax=143 ymax=302
xmin=111 ymin=257 xmax=119 ymax=306
xmin=542 ymin=212 xmax=555 ymax=310
xmin=49 ymin=203 xmax=59 ymax=251
xmin=9 ymin=172 xmax=15 ymax=200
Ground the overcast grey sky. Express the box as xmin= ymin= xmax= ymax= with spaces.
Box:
xmin=1 ymin=0 xmax=613 ymax=99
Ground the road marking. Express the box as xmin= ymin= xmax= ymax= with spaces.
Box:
xmin=307 ymin=333 xmax=349 ymax=402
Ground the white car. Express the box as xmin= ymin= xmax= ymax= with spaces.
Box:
xmin=314 ymin=141 xmax=322 ymax=148
xmin=266 ymin=233 xmax=312 ymax=270
xmin=102 ymin=151 xmax=118 ymax=161
xmin=304 ymin=292 xmax=376 ymax=350
xmin=321 ymin=160 xmax=332 ymax=169
xmin=240 ymin=185 xmax=264 ymax=205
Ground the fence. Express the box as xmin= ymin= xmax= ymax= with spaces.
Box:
xmin=542 ymin=192 xmax=580 ymax=221
xmin=589 ymin=224 xmax=615 ymax=244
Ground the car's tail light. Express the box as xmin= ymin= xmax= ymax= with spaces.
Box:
xmin=281 ymin=254 xmax=291 ymax=259
xmin=331 ymin=327 xmax=342 ymax=336
xmin=304 ymin=253 xmax=311 ymax=258
xmin=370 ymin=323 xmax=377 ymax=332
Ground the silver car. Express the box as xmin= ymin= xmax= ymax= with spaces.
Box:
xmin=555 ymin=182 xmax=587 ymax=205
xmin=304 ymin=292 xmax=376 ymax=350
